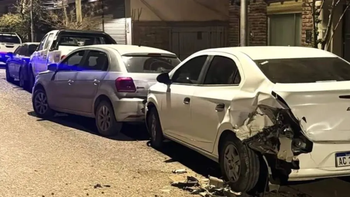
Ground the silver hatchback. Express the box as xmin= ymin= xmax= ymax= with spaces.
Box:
xmin=31 ymin=44 xmax=181 ymax=136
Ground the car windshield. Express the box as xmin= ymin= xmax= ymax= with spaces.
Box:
xmin=122 ymin=55 xmax=180 ymax=73
xmin=0 ymin=35 xmax=20 ymax=43
xmin=57 ymin=33 xmax=116 ymax=46
xmin=254 ymin=57 xmax=350 ymax=83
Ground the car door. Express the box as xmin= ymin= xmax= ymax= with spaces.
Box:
xmin=161 ymin=55 xmax=209 ymax=142
xmin=7 ymin=46 xmax=22 ymax=78
xmin=71 ymin=50 xmax=109 ymax=114
xmin=189 ymin=54 xmax=243 ymax=153
xmin=33 ymin=33 xmax=54 ymax=76
xmin=31 ymin=34 xmax=48 ymax=75
xmin=47 ymin=50 xmax=86 ymax=111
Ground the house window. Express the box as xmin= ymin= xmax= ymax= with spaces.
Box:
xmin=268 ymin=13 xmax=301 ymax=46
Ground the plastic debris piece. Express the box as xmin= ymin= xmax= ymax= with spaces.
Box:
xmin=172 ymin=169 xmax=187 ymax=174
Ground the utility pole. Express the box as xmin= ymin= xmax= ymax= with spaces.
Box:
xmin=101 ymin=0 xmax=105 ymax=31
xmin=30 ymin=0 xmax=34 ymax=41
xmin=240 ymin=0 xmax=248 ymax=46
xmin=76 ymin=0 xmax=82 ymax=23
xmin=63 ymin=0 xmax=68 ymax=26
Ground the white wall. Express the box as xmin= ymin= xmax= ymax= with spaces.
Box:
xmin=129 ymin=0 xmax=229 ymax=21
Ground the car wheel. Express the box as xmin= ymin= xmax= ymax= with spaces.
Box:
xmin=19 ymin=68 xmax=26 ymax=88
xmin=95 ymin=100 xmax=122 ymax=136
xmin=219 ymin=134 xmax=260 ymax=193
xmin=147 ymin=108 xmax=164 ymax=149
xmin=28 ymin=67 xmax=35 ymax=92
xmin=5 ymin=65 xmax=14 ymax=83
xmin=32 ymin=88 xmax=55 ymax=119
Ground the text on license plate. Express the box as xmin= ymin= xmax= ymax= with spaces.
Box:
xmin=336 ymin=152 xmax=350 ymax=167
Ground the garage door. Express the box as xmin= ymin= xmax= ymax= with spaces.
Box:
xmin=171 ymin=26 xmax=227 ymax=60
xmin=104 ymin=16 xmax=126 ymax=44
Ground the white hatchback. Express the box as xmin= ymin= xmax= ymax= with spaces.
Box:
xmin=145 ymin=46 xmax=350 ymax=192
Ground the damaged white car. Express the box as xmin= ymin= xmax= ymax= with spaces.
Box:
xmin=145 ymin=46 xmax=350 ymax=193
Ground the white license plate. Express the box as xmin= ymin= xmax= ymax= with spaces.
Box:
xmin=336 ymin=152 xmax=350 ymax=167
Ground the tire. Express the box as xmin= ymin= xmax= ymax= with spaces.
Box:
xmin=5 ymin=65 xmax=14 ymax=83
xmin=219 ymin=134 xmax=260 ymax=192
xmin=28 ymin=66 xmax=35 ymax=92
xmin=147 ymin=108 xmax=164 ymax=149
xmin=32 ymin=87 xmax=55 ymax=119
xmin=95 ymin=100 xmax=122 ymax=136
xmin=19 ymin=67 xmax=26 ymax=88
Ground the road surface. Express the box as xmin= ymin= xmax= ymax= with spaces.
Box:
xmin=0 ymin=68 xmax=349 ymax=197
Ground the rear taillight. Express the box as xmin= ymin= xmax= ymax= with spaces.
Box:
xmin=115 ymin=77 xmax=136 ymax=92
xmin=61 ymin=55 xmax=66 ymax=60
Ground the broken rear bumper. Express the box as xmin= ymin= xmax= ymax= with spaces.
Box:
xmin=289 ymin=142 xmax=350 ymax=181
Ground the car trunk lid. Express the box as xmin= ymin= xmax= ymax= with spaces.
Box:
xmin=272 ymin=81 xmax=350 ymax=142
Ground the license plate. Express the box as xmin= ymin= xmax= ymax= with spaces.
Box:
xmin=335 ymin=152 xmax=350 ymax=167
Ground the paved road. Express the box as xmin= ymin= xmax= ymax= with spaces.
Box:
xmin=0 ymin=68 xmax=349 ymax=197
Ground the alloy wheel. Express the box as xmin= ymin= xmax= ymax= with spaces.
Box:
xmin=97 ymin=105 xmax=111 ymax=132
xmin=223 ymin=144 xmax=241 ymax=182
xmin=34 ymin=92 xmax=48 ymax=115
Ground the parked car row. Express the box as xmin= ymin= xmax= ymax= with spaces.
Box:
xmin=3 ymin=30 xmax=350 ymax=194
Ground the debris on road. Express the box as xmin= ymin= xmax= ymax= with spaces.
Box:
xmin=172 ymin=169 xmax=187 ymax=174
xmin=93 ymin=184 xmax=111 ymax=189
xmin=171 ymin=175 xmax=243 ymax=197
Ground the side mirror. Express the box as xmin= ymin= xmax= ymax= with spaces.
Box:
xmin=47 ymin=63 xmax=57 ymax=71
xmin=156 ymin=72 xmax=171 ymax=84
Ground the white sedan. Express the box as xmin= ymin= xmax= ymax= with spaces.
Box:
xmin=145 ymin=46 xmax=350 ymax=192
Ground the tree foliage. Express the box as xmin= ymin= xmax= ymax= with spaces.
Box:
xmin=306 ymin=0 xmax=350 ymax=50
xmin=0 ymin=0 xmax=103 ymax=41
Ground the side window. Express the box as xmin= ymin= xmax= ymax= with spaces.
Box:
xmin=19 ymin=45 xmax=28 ymax=56
xmin=203 ymin=56 xmax=241 ymax=85
xmin=80 ymin=50 xmax=108 ymax=71
xmin=59 ymin=51 xmax=85 ymax=70
xmin=38 ymin=35 xmax=48 ymax=51
xmin=172 ymin=55 xmax=208 ymax=84
xmin=43 ymin=33 xmax=54 ymax=50
xmin=13 ymin=46 xmax=22 ymax=54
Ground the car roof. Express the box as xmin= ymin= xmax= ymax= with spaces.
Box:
xmin=200 ymin=46 xmax=337 ymax=60
xmin=79 ymin=44 xmax=176 ymax=56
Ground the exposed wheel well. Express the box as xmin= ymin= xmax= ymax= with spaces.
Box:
xmin=218 ymin=130 xmax=238 ymax=155
xmin=33 ymin=83 xmax=44 ymax=92
xmin=94 ymin=95 xmax=112 ymax=115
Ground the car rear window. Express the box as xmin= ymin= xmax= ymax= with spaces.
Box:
xmin=0 ymin=35 xmax=21 ymax=44
xmin=254 ymin=57 xmax=350 ymax=83
xmin=57 ymin=33 xmax=116 ymax=47
xmin=122 ymin=55 xmax=181 ymax=73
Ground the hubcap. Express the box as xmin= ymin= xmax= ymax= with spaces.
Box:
xmin=223 ymin=144 xmax=241 ymax=182
xmin=97 ymin=105 xmax=111 ymax=131
xmin=34 ymin=92 xmax=48 ymax=115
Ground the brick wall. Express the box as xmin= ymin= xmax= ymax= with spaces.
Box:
xmin=229 ymin=0 xmax=267 ymax=46
xmin=301 ymin=0 xmax=313 ymax=46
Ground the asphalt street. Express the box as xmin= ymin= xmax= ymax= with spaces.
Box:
xmin=0 ymin=67 xmax=349 ymax=197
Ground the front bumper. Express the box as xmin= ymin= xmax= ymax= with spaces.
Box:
xmin=112 ymin=98 xmax=146 ymax=122
xmin=289 ymin=142 xmax=350 ymax=181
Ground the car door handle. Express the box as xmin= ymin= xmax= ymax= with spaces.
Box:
xmin=68 ymin=79 xmax=74 ymax=85
xmin=215 ymin=103 xmax=225 ymax=112
xmin=93 ymin=79 xmax=100 ymax=85
xmin=183 ymin=97 xmax=190 ymax=104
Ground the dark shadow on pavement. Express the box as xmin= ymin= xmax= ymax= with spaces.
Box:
xmin=27 ymin=111 xmax=150 ymax=141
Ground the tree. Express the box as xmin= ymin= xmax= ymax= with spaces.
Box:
xmin=306 ymin=0 xmax=350 ymax=50
xmin=0 ymin=0 xmax=104 ymax=41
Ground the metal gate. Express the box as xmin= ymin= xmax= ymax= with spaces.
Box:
xmin=343 ymin=9 xmax=350 ymax=62
xmin=171 ymin=26 xmax=227 ymax=60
